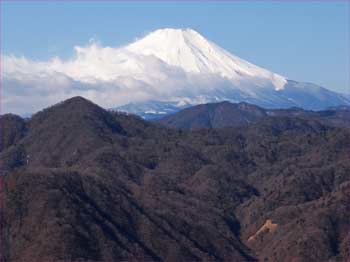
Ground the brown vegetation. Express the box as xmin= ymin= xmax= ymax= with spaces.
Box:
xmin=1 ymin=97 xmax=350 ymax=262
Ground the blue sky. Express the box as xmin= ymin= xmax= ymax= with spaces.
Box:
xmin=2 ymin=1 xmax=349 ymax=93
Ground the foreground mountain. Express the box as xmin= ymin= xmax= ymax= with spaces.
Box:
xmin=157 ymin=101 xmax=350 ymax=129
xmin=1 ymin=96 xmax=350 ymax=262
xmin=5 ymin=28 xmax=349 ymax=116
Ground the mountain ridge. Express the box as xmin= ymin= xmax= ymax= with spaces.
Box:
xmin=2 ymin=96 xmax=350 ymax=261
xmin=157 ymin=100 xmax=350 ymax=129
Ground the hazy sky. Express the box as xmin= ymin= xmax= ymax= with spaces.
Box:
xmin=2 ymin=1 xmax=349 ymax=93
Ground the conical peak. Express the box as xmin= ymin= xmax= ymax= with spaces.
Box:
xmin=127 ymin=28 xmax=224 ymax=74
xmin=145 ymin=27 xmax=201 ymax=37
xmin=127 ymin=27 xmax=207 ymax=52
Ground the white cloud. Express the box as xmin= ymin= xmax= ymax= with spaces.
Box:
xmin=2 ymin=41 xmax=235 ymax=115
xmin=2 ymin=43 xmax=182 ymax=115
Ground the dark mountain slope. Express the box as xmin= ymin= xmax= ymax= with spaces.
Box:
xmin=157 ymin=101 xmax=267 ymax=129
xmin=157 ymin=101 xmax=350 ymax=130
xmin=268 ymin=105 xmax=350 ymax=128
xmin=1 ymin=97 xmax=350 ymax=262
xmin=0 ymin=114 xmax=27 ymax=152
xmin=2 ymin=97 xmax=128 ymax=170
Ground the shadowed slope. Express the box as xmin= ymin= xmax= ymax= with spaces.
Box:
xmin=1 ymin=97 xmax=350 ymax=262
xmin=157 ymin=101 xmax=267 ymax=129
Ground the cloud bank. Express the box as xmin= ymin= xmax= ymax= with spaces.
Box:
xmin=2 ymin=43 xmax=229 ymax=114
xmin=2 ymin=42 xmax=182 ymax=115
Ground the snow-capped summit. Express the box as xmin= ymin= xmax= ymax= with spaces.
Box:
xmin=127 ymin=28 xmax=287 ymax=90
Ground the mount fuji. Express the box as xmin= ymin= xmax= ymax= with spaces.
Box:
xmin=4 ymin=28 xmax=349 ymax=117
xmin=114 ymin=28 xmax=349 ymax=118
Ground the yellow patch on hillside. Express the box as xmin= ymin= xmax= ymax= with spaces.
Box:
xmin=247 ymin=219 xmax=277 ymax=242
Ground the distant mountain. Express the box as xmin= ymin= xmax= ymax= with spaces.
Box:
xmin=115 ymin=100 xmax=188 ymax=119
xmin=1 ymin=96 xmax=350 ymax=262
xmin=157 ymin=101 xmax=267 ymax=129
xmin=157 ymin=101 xmax=350 ymax=129
xmin=112 ymin=28 xmax=349 ymax=117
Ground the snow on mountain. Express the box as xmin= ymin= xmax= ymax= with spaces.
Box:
xmin=3 ymin=28 xmax=349 ymax=116
xmin=116 ymin=100 xmax=189 ymax=119
xmin=127 ymin=28 xmax=287 ymax=90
